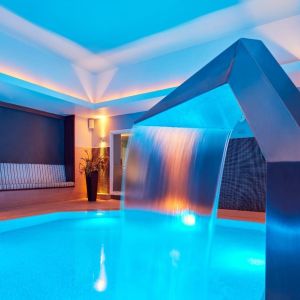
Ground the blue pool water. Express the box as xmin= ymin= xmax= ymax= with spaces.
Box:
xmin=0 ymin=210 xmax=265 ymax=300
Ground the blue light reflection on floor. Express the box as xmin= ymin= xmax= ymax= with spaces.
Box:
xmin=0 ymin=210 xmax=265 ymax=299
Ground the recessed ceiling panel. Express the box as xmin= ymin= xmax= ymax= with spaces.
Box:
xmin=0 ymin=0 xmax=238 ymax=52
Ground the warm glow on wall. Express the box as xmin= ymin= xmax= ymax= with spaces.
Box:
xmin=99 ymin=138 xmax=107 ymax=149
xmin=98 ymin=115 xmax=108 ymax=148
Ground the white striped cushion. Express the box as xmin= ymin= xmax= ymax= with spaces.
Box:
xmin=1 ymin=182 xmax=74 ymax=190
xmin=0 ymin=163 xmax=73 ymax=190
xmin=0 ymin=164 xmax=3 ymax=185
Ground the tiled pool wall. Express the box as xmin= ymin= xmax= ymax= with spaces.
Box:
xmin=220 ymin=138 xmax=266 ymax=212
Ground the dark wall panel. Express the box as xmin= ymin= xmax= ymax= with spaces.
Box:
xmin=219 ymin=138 xmax=266 ymax=212
xmin=64 ymin=115 xmax=75 ymax=181
xmin=0 ymin=106 xmax=65 ymax=164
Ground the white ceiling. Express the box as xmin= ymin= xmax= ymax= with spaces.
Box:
xmin=0 ymin=0 xmax=300 ymax=116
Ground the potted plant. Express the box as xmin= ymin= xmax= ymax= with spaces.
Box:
xmin=79 ymin=150 xmax=109 ymax=201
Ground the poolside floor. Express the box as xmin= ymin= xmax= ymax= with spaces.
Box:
xmin=0 ymin=198 xmax=121 ymax=221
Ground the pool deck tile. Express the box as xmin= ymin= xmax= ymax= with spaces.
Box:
xmin=0 ymin=199 xmax=121 ymax=221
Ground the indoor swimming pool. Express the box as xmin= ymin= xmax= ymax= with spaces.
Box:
xmin=0 ymin=210 xmax=265 ymax=300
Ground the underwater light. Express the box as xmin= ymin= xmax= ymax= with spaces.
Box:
xmin=181 ymin=212 xmax=196 ymax=226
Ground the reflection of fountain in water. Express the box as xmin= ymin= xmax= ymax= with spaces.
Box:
xmin=94 ymin=245 xmax=107 ymax=292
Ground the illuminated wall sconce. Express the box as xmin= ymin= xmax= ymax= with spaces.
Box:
xmin=88 ymin=118 xmax=95 ymax=130
xmin=99 ymin=137 xmax=107 ymax=148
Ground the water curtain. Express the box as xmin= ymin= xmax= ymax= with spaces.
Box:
xmin=123 ymin=125 xmax=231 ymax=218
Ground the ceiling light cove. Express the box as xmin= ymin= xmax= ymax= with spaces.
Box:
xmin=0 ymin=68 xmax=88 ymax=102
xmin=0 ymin=0 xmax=300 ymax=117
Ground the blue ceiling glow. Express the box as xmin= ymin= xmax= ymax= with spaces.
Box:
xmin=0 ymin=0 xmax=239 ymax=52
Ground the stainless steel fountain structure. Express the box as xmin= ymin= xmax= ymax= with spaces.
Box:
xmin=135 ymin=38 xmax=300 ymax=300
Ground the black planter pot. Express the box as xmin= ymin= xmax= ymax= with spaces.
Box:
xmin=86 ymin=171 xmax=99 ymax=202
